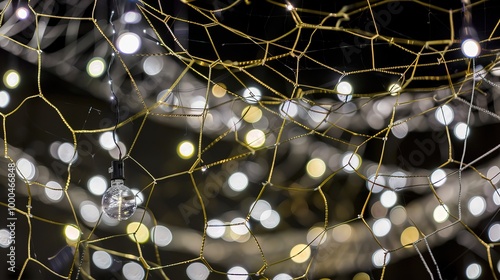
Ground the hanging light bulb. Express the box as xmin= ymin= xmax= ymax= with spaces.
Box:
xmin=460 ymin=0 xmax=480 ymax=58
xmin=101 ymin=160 xmax=137 ymax=221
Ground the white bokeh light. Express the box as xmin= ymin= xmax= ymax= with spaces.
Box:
xmin=16 ymin=158 xmax=36 ymax=180
xmin=0 ymin=90 xmax=10 ymax=107
xmin=467 ymin=196 xmax=486 ymax=217
xmin=372 ymin=249 xmax=390 ymax=267
xmin=99 ymin=131 xmax=118 ymax=150
xmin=435 ymin=104 xmax=454 ymax=125
xmin=380 ymin=190 xmax=397 ymax=208
xmin=242 ymin=87 xmax=262 ymax=104
xmin=143 ymin=56 xmax=164 ymax=76
xmin=488 ymin=223 xmax=500 ymax=242
xmin=465 ymin=263 xmax=482 ymax=279
xmin=454 ymin=122 xmax=470 ymax=140
xmin=227 ymin=266 xmax=248 ymax=280
xmin=430 ymin=169 xmax=447 ymax=187
xmin=341 ymin=152 xmax=361 ymax=173
xmin=16 ymin=7 xmax=29 ymax=20
xmin=279 ymin=100 xmax=299 ymax=119
xmin=373 ymin=218 xmax=392 ymax=237
xmin=0 ymin=229 xmax=11 ymax=248
xmin=249 ymin=200 xmax=272 ymax=221
xmin=151 ymin=225 xmax=173 ymax=247
xmin=206 ymin=219 xmax=226 ymax=239
xmin=366 ymin=174 xmax=386 ymax=193
xmin=336 ymin=81 xmax=352 ymax=95
xmin=433 ymin=204 xmax=449 ymax=223
xmin=92 ymin=250 xmax=112 ymax=270
xmin=58 ymin=142 xmax=77 ymax=163
xmin=45 ymin=181 xmax=64 ymax=202
xmin=230 ymin=217 xmax=249 ymax=235
xmin=260 ymin=210 xmax=280 ymax=229
xmin=117 ymin=32 xmax=142 ymax=54
xmin=87 ymin=175 xmax=107 ymax=196
xmin=228 ymin=172 xmax=249 ymax=192
xmin=80 ymin=201 xmax=100 ymax=223
xmin=122 ymin=262 xmax=145 ymax=280
xmin=3 ymin=70 xmax=20 ymax=89
xmin=186 ymin=262 xmax=210 ymax=280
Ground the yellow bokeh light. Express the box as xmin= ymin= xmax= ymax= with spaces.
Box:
xmin=352 ymin=272 xmax=370 ymax=280
xmin=245 ymin=129 xmax=265 ymax=148
xmin=3 ymin=70 xmax=20 ymax=89
xmin=306 ymin=158 xmax=326 ymax=178
xmin=64 ymin=224 xmax=80 ymax=241
xmin=290 ymin=244 xmax=311 ymax=263
xmin=212 ymin=83 xmax=227 ymax=98
xmin=241 ymin=105 xmax=262 ymax=123
xmin=177 ymin=141 xmax=195 ymax=159
xmin=127 ymin=222 xmax=150 ymax=243
xmin=400 ymin=226 xmax=420 ymax=247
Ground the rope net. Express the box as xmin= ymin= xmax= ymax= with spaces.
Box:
xmin=0 ymin=0 xmax=499 ymax=279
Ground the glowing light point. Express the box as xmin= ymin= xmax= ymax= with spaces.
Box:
xmin=462 ymin=38 xmax=481 ymax=58
xmin=3 ymin=70 xmax=20 ymax=89
xmin=336 ymin=81 xmax=352 ymax=95
xmin=16 ymin=7 xmax=29 ymax=20
xmin=117 ymin=32 xmax=141 ymax=54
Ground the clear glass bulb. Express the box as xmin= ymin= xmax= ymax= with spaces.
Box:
xmin=101 ymin=179 xmax=137 ymax=221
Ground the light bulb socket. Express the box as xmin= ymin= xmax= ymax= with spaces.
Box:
xmin=110 ymin=160 xmax=125 ymax=180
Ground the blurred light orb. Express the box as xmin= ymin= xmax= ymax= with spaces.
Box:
xmin=308 ymin=105 xmax=329 ymax=123
xmin=212 ymin=83 xmax=227 ymax=98
xmin=126 ymin=222 xmax=149 ymax=243
xmin=87 ymin=175 xmax=108 ymax=196
xmin=151 ymin=225 xmax=173 ymax=247
xmin=430 ymin=169 xmax=447 ymax=187
xmin=245 ymin=129 xmax=265 ymax=148
xmin=400 ymin=226 xmax=419 ymax=246
xmin=230 ymin=217 xmax=249 ymax=235
xmin=373 ymin=218 xmax=392 ymax=237
xmin=45 ymin=181 xmax=64 ymax=202
xmin=122 ymin=11 xmax=141 ymax=24
xmin=117 ymin=32 xmax=141 ymax=54
xmin=306 ymin=158 xmax=326 ymax=178
xmin=306 ymin=227 xmax=327 ymax=246
xmin=331 ymin=224 xmax=352 ymax=242
xmin=143 ymin=56 xmax=163 ymax=76
xmin=461 ymin=39 xmax=481 ymax=58
xmin=391 ymin=121 xmax=408 ymax=139
xmin=435 ymin=104 xmax=454 ymax=125
xmin=228 ymin=172 xmax=249 ymax=192
xmin=249 ymin=200 xmax=272 ymax=220
xmin=454 ymin=122 xmax=470 ymax=140
xmin=260 ymin=210 xmax=280 ymax=229
xmin=80 ymin=201 xmax=100 ymax=223
xmin=465 ymin=263 xmax=482 ymax=279
xmin=64 ymin=225 xmax=80 ymax=241
xmin=366 ymin=174 xmax=386 ymax=193
xmin=186 ymin=262 xmax=210 ymax=280
xmin=92 ymin=250 xmax=113 ymax=270
xmin=372 ymin=249 xmax=390 ymax=267
xmin=488 ymin=223 xmax=500 ymax=242
xmin=336 ymin=81 xmax=352 ymax=95
xmin=0 ymin=229 xmax=11 ymax=248
xmin=122 ymin=262 xmax=145 ymax=280
xmin=3 ymin=70 xmax=20 ymax=89
xmin=0 ymin=90 xmax=10 ymax=107
xmin=467 ymin=196 xmax=486 ymax=216
xmin=290 ymin=244 xmax=311 ymax=263
xmin=241 ymin=106 xmax=262 ymax=123
xmin=206 ymin=219 xmax=226 ymax=239
xmin=242 ymin=87 xmax=261 ymax=104
xmin=58 ymin=142 xmax=77 ymax=163
xmin=227 ymin=266 xmax=248 ymax=280
xmin=389 ymin=171 xmax=407 ymax=189
xmin=16 ymin=7 xmax=29 ymax=20
xmin=99 ymin=132 xmax=117 ymax=150
xmin=86 ymin=57 xmax=106 ymax=78
xmin=341 ymin=152 xmax=361 ymax=173
xmin=380 ymin=190 xmax=397 ymax=208
xmin=178 ymin=141 xmax=195 ymax=159
xmin=16 ymin=157 xmax=36 ymax=180
xmin=273 ymin=273 xmax=292 ymax=280
xmin=433 ymin=204 xmax=449 ymax=223
xmin=279 ymin=100 xmax=299 ymax=119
